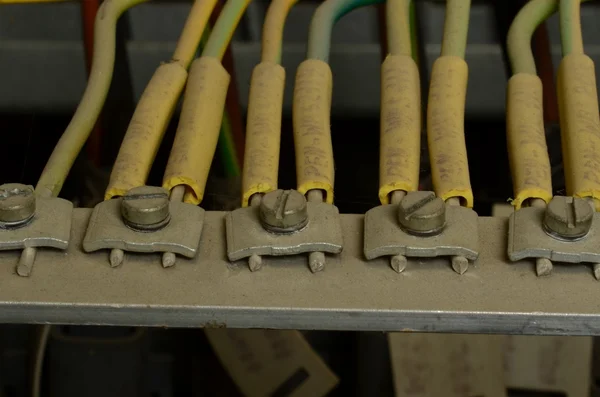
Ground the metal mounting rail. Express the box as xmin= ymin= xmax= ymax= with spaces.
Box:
xmin=0 ymin=209 xmax=599 ymax=335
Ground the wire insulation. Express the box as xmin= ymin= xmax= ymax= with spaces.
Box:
xmin=202 ymin=0 xmax=251 ymax=60
xmin=560 ymin=0 xmax=584 ymax=56
xmin=162 ymin=57 xmax=230 ymax=205
xmin=261 ymin=0 xmax=299 ymax=63
xmin=386 ymin=0 xmax=412 ymax=56
xmin=506 ymin=74 xmax=553 ymax=208
xmin=558 ymin=54 xmax=600 ymax=209
xmin=426 ymin=56 xmax=473 ymax=207
xmin=173 ymin=0 xmax=220 ymax=68
xmin=105 ymin=62 xmax=188 ymax=199
xmin=440 ymin=0 xmax=471 ymax=58
xmin=307 ymin=0 xmax=385 ymax=61
xmin=292 ymin=59 xmax=335 ymax=203
xmin=242 ymin=62 xmax=286 ymax=206
xmin=379 ymin=55 xmax=421 ymax=204
xmin=35 ymin=0 xmax=149 ymax=197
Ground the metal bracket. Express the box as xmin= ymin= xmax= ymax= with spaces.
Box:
xmin=225 ymin=203 xmax=343 ymax=261
xmin=363 ymin=204 xmax=479 ymax=260
xmin=83 ymin=198 xmax=205 ymax=257
xmin=0 ymin=196 xmax=72 ymax=250
xmin=508 ymin=207 xmax=600 ymax=263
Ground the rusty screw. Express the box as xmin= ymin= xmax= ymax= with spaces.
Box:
xmin=543 ymin=196 xmax=593 ymax=240
xmin=0 ymin=183 xmax=36 ymax=226
xmin=260 ymin=189 xmax=309 ymax=233
xmin=397 ymin=191 xmax=446 ymax=236
xmin=121 ymin=186 xmax=171 ymax=231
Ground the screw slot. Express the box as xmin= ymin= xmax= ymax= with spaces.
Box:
xmin=260 ymin=190 xmax=309 ymax=233
xmin=0 ymin=183 xmax=36 ymax=228
xmin=121 ymin=186 xmax=171 ymax=231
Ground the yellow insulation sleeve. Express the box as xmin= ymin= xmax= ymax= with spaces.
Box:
xmin=292 ymin=59 xmax=335 ymax=203
xmin=242 ymin=62 xmax=286 ymax=207
xmin=162 ymin=56 xmax=230 ymax=205
xmin=172 ymin=0 xmax=219 ymax=69
xmin=426 ymin=56 xmax=473 ymax=207
xmin=379 ymin=55 xmax=421 ymax=205
xmin=506 ymin=74 xmax=553 ymax=209
xmin=558 ymin=54 xmax=600 ymax=210
xmin=105 ymin=62 xmax=188 ymax=199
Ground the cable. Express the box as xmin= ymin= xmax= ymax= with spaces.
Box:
xmin=105 ymin=0 xmax=218 ymax=200
xmin=440 ymin=0 xmax=470 ymax=58
xmin=560 ymin=0 xmax=584 ymax=56
xmin=202 ymin=0 xmax=251 ymax=60
xmin=426 ymin=0 xmax=472 ymax=207
xmin=557 ymin=0 xmax=600 ymax=209
xmin=0 ymin=0 xmax=70 ymax=2
xmin=261 ymin=0 xmax=299 ymax=63
xmin=379 ymin=0 xmax=420 ymax=204
xmin=35 ymin=0 xmax=149 ymax=198
xmin=241 ymin=0 xmax=297 ymax=206
xmin=307 ymin=0 xmax=385 ymax=62
xmin=163 ymin=0 xmax=251 ymax=204
xmin=386 ymin=0 xmax=411 ymax=56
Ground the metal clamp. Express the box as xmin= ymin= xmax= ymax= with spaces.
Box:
xmin=226 ymin=189 xmax=343 ymax=272
xmin=508 ymin=196 xmax=600 ymax=278
xmin=364 ymin=191 xmax=479 ymax=274
xmin=83 ymin=186 xmax=205 ymax=259
xmin=0 ymin=183 xmax=72 ymax=251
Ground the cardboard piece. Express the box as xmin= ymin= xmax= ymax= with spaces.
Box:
xmin=205 ymin=329 xmax=338 ymax=397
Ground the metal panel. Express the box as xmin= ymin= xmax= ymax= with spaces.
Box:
xmin=0 ymin=209 xmax=599 ymax=335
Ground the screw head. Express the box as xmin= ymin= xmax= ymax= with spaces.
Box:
xmin=397 ymin=191 xmax=446 ymax=236
xmin=543 ymin=196 xmax=593 ymax=240
xmin=0 ymin=183 xmax=36 ymax=226
xmin=121 ymin=186 xmax=170 ymax=231
xmin=260 ymin=189 xmax=309 ymax=233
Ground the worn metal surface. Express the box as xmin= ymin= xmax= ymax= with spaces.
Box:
xmin=364 ymin=204 xmax=479 ymax=261
xmin=0 ymin=196 xmax=72 ymax=250
xmin=508 ymin=206 xmax=600 ymax=263
xmin=83 ymin=199 xmax=204 ymax=257
xmin=3 ymin=210 xmax=600 ymax=335
xmin=226 ymin=203 xmax=342 ymax=261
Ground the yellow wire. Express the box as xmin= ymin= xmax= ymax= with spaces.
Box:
xmin=173 ymin=0 xmax=219 ymax=68
xmin=261 ymin=0 xmax=298 ymax=63
xmin=440 ymin=0 xmax=471 ymax=58
xmin=386 ymin=0 xmax=411 ymax=56
xmin=0 ymin=0 xmax=71 ymax=3
xmin=35 ymin=0 xmax=149 ymax=197
xmin=560 ymin=0 xmax=584 ymax=56
xmin=202 ymin=0 xmax=251 ymax=60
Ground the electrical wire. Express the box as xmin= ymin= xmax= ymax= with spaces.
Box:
xmin=560 ymin=0 xmax=584 ymax=56
xmin=261 ymin=0 xmax=299 ymax=63
xmin=0 ymin=0 xmax=69 ymax=2
xmin=105 ymin=0 xmax=218 ymax=199
xmin=35 ymin=0 xmax=150 ymax=198
xmin=386 ymin=0 xmax=411 ymax=56
xmin=307 ymin=0 xmax=385 ymax=62
xmin=202 ymin=0 xmax=251 ymax=60
xmin=440 ymin=0 xmax=470 ymax=58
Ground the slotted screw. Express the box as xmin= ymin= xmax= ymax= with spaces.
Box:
xmin=121 ymin=186 xmax=171 ymax=231
xmin=0 ymin=183 xmax=36 ymax=226
xmin=397 ymin=191 xmax=446 ymax=236
xmin=260 ymin=189 xmax=309 ymax=233
xmin=543 ymin=196 xmax=593 ymax=240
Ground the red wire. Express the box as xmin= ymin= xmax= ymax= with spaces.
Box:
xmin=82 ymin=0 xmax=103 ymax=167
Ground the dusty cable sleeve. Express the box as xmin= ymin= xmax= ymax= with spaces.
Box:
xmin=105 ymin=62 xmax=188 ymax=199
xmin=506 ymin=74 xmax=553 ymax=209
xmin=558 ymin=53 xmax=600 ymax=209
xmin=560 ymin=0 xmax=584 ymax=56
xmin=386 ymin=0 xmax=412 ymax=56
xmin=261 ymin=0 xmax=299 ymax=64
xmin=440 ymin=0 xmax=471 ymax=58
xmin=173 ymin=0 xmax=219 ymax=68
xmin=292 ymin=59 xmax=334 ymax=203
xmin=241 ymin=63 xmax=285 ymax=206
xmin=379 ymin=55 xmax=421 ymax=204
xmin=427 ymin=56 xmax=473 ymax=207
xmin=35 ymin=0 xmax=149 ymax=197
xmin=162 ymin=57 xmax=230 ymax=205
